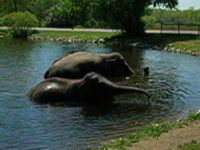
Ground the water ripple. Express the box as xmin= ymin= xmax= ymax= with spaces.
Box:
xmin=0 ymin=40 xmax=200 ymax=149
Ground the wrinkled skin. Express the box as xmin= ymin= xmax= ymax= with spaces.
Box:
xmin=44 ymin=52 xmax=134 ymax=79
xmin=28 ymin=72 xmax=149 ymax=104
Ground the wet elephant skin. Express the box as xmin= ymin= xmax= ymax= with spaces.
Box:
xmin=28 ymin=72 xmax=148 ymax=104
xmin=44 ymin=52 xmax=134 ymax=79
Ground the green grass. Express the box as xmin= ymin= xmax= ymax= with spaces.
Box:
xmin=31 ymin=30 xmax=119 ymax=41
xmin=91 ymin=111 xmax=200 ymax=150
xmin=168 ymin=39 xmax=200 ymax=56
xmin=178 ymin=140 xmax=200 ymax=150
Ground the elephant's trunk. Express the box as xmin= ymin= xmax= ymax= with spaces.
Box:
xmin=111 ymin=85 xmax=149 ymax=96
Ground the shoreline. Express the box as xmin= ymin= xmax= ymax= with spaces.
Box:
xmin=128 ymin=121 xmax=200 ymax=150
xmin=28 ymin=32 xmax=200 ymax=58
xmin=92 ymin=110 xmax=200 ymax=150
xmin=1 ymin=29 xmax=200 ymax=57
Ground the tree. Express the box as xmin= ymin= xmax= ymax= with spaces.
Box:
xmin=45 ymin=0 xmax=92 ymax=28
xmin=0 ymin=0 xmax=28 ymax=13
xmin=27 ymin=0 xmax=57 ymax=26
xmin=2 ymin=11 xmax=39 ymax=38
xmin=95 ymin=0 xmax=178 ymax=36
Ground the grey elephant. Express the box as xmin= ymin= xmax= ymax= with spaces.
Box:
xmin=44 ymin=52 xmax=134 ymax=79
xmin=28 ymin=72 xmax=149 ymax=104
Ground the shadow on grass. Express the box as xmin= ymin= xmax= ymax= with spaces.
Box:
xmin=106 ymin=33 xmax=200 ymax=50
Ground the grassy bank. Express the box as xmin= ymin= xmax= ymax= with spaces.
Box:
xmin=30 ymin=30 xmax=118 ymax=41
xmin=107 ymin=33 xmax=200 ymax=57
xmin=91 ymin=110 xmax=200 ymax=150
xmin=29 ymin=31 xmax=200 ymax=57
xmin=1 ymin=29 xmax=200 ymax=57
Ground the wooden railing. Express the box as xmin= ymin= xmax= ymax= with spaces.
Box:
xmin=160 ymin=22 xmax=200 ymax=35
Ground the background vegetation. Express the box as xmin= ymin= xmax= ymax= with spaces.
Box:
xmin=1 ymin=11 xmax=38 ymax=38
xmin=143 ymin=7 xmax=200 ymax=30
xmin=0 ymin=0 xmax=199 ymax=36
xmin=0 ymin=0 xmax=179 ymax=36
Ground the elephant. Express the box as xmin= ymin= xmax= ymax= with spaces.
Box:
xmin=28 ymin=72 xmax=149 ymax=104
xmin=44 ymin=52 xmax=134 ymax=79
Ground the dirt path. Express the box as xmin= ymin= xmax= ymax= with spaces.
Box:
xmin=0 ymin=27 xmax=199 ymax=35
xmin=127 ymin=121 xmax=200 ymax=150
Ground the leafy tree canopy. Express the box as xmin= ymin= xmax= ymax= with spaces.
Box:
xmin=0 ymin=0 xmax=179 ymax=36
xmin=95 ymin=0 xmax=178 ymax=36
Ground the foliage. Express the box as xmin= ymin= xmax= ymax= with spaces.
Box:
xmin=0 ymin=0 xmax=57 ymax=26
xmin=0 ymin=0 xmax=29 ymax=13
xmin=142 ymin=15 xmax=157 ymax=29
xmin=84 ymin=18 xmax=99 ymax=28
xmin=152 ymin=0 xmax=178 ymax=9
xmin=45 ymin=0 xmax=92 ymax=28
xmin=2 ymin=11 xmax=39 ymax=38
xmin=0 ymin=18 xmax=3 ymax=26
xmin=142 ymin=8 xmax=200 ymax=31
xmin=92 ymin=0 xmax=178 ymax=36
xmin=0 ymin=0 xmax=178 ymax=36
xmin=150 ymin=8 xmax=200 ymax=24
xmin=27 ymin=0 xmax=57 ymax=26
xmin=94 ymin=0 xmax=149 ymax=36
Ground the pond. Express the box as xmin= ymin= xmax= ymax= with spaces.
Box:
xmin=0 ymin=39 xmax=200 ymax=149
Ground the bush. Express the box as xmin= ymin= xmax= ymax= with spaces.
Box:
xmin=142 ymin=15 xmax=157 ymax=29
xmin=2 ymin=11 xmax=39 ymax=38
xmin=84 ymin=18 xmax=99 ymax=28
xmin=45 ymin=0 xmax=91 ymax=28
xmin=45 ymin=4 xmax=74 ymax=28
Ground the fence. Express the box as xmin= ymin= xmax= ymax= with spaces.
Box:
xmin=160 ymin=22 xmax=200 ymax=35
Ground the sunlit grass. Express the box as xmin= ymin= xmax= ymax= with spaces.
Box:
xmin=32 ymin=30 xmax=119 ymax=40
xmin=170 ymin=39 xmax=200 ymax=53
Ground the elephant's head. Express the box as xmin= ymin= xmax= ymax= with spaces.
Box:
xmin=105 ymin=53 xmax=134 ymax=76
xmin=78 ymin=72 xmax=149 ymax=97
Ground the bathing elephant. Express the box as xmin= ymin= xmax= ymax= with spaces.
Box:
xmin=44 ymin=52 xmax=134 ymax=79
xmin=28 ymin=72 xmax=149 ymax=104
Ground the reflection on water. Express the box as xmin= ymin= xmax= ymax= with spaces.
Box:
xmin=0 ymin=39 xmax=200 ymax=149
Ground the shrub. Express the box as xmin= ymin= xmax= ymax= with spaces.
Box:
xmin=142 ymin=15 xmax=157 ymax=29
xmin=2 ymin=11 xmax=39 ymax=38
xmin=45 ymin=4 xmax=74 ymax=28
xmin=84 ymin=18 xmax=99 ymax=28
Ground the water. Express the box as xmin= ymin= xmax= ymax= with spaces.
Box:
xmin=0 ymin=39 xmax=200 ymax=149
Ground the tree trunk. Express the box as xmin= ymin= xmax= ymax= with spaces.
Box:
xmin=124 ymin=17 xmax=145 ymax=36
xmin=13 ymin=0 xmax=17 ymax=12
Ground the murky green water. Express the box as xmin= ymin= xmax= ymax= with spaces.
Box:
xmin=0 ymin=39 xmax=200 ymax=149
